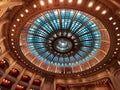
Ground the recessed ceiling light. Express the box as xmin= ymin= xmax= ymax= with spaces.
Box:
xmin=115 ymin=27 xmax=119 ymax=30
xmin=11 ymin=39 xmax=14 ymax=41
xmin=14 ymin=50 xmax=17 ymax=53
xmin=102 ymin=10 xmax=107 ymax=15
xmin=116 ymin=48 xmax=118 ymax=50
xmin=77 ymin=0 xmax=82 ymax=4
xmin=117 ymin=34 xmax=120 ymax=36
xmin=108 ymin=17 xmax=113 ymax=21
xmin=33 ymin=4 xmax=37 ymax=8
xmin=18 ymin=56 xmax=21 ymax=58
xmin=95 ymin=6 xmax=100 ymax=11
xmin=68 ymin=0 xmax=72 ymax=3
xmin=88 ymin=2 xmax=93 ymax=7
xmin=48 ymin=0 xmax=52 ymax=4
xmin=11 ymin=43 xmax=14 ymax=45
xmin=20 ymin=14 xmax=24 ymax=17
xmin=11 ymin=33 xmax=14 ymax=36
xmin=25 ymin=9 xmax=29 ymax=13
xmin=117 ymin=43 xmax=120 ymax=45
xmin=12 ymin=29 xmax=15 ymax=32
xmin=16 ymin=18 xmax=20 ymax=22
xmin=40 ymin=0 xmax=45 ymax=6
xmin=13 ymin=24 xmax=16 ymax=27
xmin=60 ymin=0 xmax=64 ymax=3
xmin=113 ymin=22 xmax=116 ymax=25
xmin=118 ymin=60 xmax=120 ymax=65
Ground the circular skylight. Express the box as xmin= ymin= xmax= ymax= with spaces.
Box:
xmin=20 ymin=9 xmax=110 ymax=73
xmin=54 ymin=38 xmax=73 ymax=53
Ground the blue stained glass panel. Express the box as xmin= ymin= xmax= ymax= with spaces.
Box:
xmin=53 ymin=56 xmax=58 ymax=62
xmin=78 ymin=50 xmax=87 ymax=58
xmin=26 ymin=9 xmax=103 ymax=67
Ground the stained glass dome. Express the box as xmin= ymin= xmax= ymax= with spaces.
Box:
xmin=20 ymin=9 xmax=110 ymax=73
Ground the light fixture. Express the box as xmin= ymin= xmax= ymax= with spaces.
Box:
xmin=25 ymin=9 xmax=29 ymax=13
xmin=88 ymin=2 xmax=93 ymax=7
xmin=113 ymin=22 xmax=116 ymax=25
xmin=16 ymin=85 xmax=24 ymax=89
xmin=118 ymin=39 xmax=120 ymax=41
xmin=68 ymin=0 xmax=72 ymax=3
xmin=116 ymin=48 xmax=118 ymax=50
xmin=117 ymin=43 xmax=120 ymax=45
xmin=20 ymin=14 xmax=24 ymax=17
xmin=13 ymin=24 xmax=16 ymax=27
xmin=33 ymin=4 xmax=37 ymax=8
xmin=60 ymin=0 xmax=64 ymax=3
xmin=11 ymin=43 xmax=14 ymax=45
xmin=14 ymin=50 xmax=17 ymax=53
xmin=109 ymin=17 xmax=113 ymax=21
xmin=16 ymin=18 xmax=20 ymax=22
xmin=11 ymin=39 xmax=14 ymax=41
xmin=95 ymin=6 xmax=100 ymax=11
xmin=115 ymin=27 xmax=119 ymax=30
xmin=11 ymin=33 xmax=14 ymax=36
xmin=18 ymin=56 xmax=21 ymax=58
xmin=12 ymin=29 xmax=15 ymax=32
xmin=48 ymin=0 xmax=52 ymax=4
xmin=40 ymin=0 xmax=45 ymax=6
xmin=118 ymin=60 xmax=120 ymax=65
xmin=102 ymin=10 xmax=107 ymax=15
xmin=77 ymin=0 xmax=82 ymax=4
xmin=117 ymin=34 xmax=120 ymax=36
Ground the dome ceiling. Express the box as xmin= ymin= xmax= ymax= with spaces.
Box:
xmin=7 ymin=0 xmax=120 ymax=77
xmin=20 ymin=9 xmax=110 ymax=73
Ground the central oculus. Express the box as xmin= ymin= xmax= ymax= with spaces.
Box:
xmin=54 ymin=38 xmax=73 ymax=53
